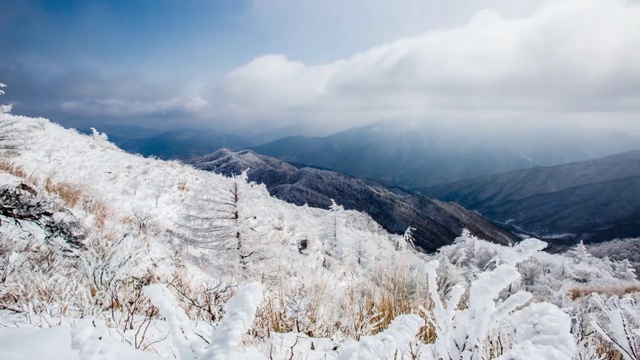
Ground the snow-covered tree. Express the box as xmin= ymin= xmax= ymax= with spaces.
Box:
xmin=396 ymin=226 xmax=416 ymax=251
xmin=172 ymin=171 xmax=269 ymax=277
xmin=321 ymin=199 xmax=345 ymax=268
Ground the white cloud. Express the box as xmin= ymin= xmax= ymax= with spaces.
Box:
xmin=223 ymin=0 xmax=640 ymax=129
xmin=60 ymin=96 xmax=208 ymax=118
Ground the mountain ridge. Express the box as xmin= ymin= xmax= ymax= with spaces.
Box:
xmin=190 ymin=148 xmax=516 ymax=251
xmin=250 ymin=120 xmax=640 ymax=187
xmin=421 ymin=150 xmax=640 ymax=244
xmin=118 ymin=127 xmax=253 ymax=160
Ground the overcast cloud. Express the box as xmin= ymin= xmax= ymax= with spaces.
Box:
xmin=222 ymin=0 xmax=640 ymax=132
xmin=1 ymin=0 xmax=639 ymax=134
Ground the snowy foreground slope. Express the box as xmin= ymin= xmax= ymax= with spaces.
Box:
xmin=0 ymin=93 xmax=640 ymax=359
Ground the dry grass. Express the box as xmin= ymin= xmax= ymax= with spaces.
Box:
xmin=43 ymin=175 xmax=110 ymax=229
xmin=254 ymin=279 xmax=335 ymax=339
xmin=569 ymin=284 xmax=640 ymax=300
xmin=45 ymin=176 xmax=83 ymax=207
xmin=0 ymin=157 xmax=27 ymax=178
xmin=86 ymin=199 xmax=109 ymax=229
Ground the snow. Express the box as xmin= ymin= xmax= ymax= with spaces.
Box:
xmin=202 ymin=283 xmax=263 ymax=360
xmin=339 ymin=314 xmax=424 ymax=360
xmin=0 ymin=326 xmax=158 ymax=360
xmin=0 ymin=171 xmax=21 ymax=188
xmin=71 ymin=319 xmax=114 ymax=360
xmin=0 ymin=93 xmax=639 ymax=359
xmin=499 ymin=303 xmax=575 ymax=360
xmin=143 ymin=284 xmax=206 ymax=359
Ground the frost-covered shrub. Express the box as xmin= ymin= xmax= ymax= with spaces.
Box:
xmin=437 ymin=233 xmax=638 ymax=302
xmin=588 ymin=238 xmax=640 ymax=276
xmin=423 ymin=238 xmax=576 ymax=360
xmin=339 ymin=314 xmax=424 ymax=360
xmin=591 ymin=294 xmax=640 ymax=360
xmin=144 ymin=282 xmax=264 ymax=360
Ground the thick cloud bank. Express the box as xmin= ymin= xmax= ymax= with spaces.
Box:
xmin=223 ymin=0 xmax=640 ymax=128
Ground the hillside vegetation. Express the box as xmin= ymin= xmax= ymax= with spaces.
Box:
xmin=0 ymin=92 xmax=639 ymax=359
xmin=190 ymin=149 xmax=515 ymax=251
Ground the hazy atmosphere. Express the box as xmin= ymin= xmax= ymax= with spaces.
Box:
xmin=2 ymin=0 xmax=640 ymax=135
xmin=3 ymin=1 xmax=640 ymax=359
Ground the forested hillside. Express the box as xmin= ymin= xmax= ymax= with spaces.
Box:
xmin=422 ymin=151 xmax=640 ymax=244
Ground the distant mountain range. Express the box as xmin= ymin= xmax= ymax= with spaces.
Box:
xmin=190 ymin=149 xmax=516 ymax=251
xmin=251 ymin=120 xmax=640 ymax=188
xmin=83 ymin=120 xmax=639 ymax=188
xmin=421 ymin=151 xmax=640 ymax=247
xmin=116 ymin=128 xmax=253 ymax=160
xmin=95 ymin=121 xmax=640 ymax=249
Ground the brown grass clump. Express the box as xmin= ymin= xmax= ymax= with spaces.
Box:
xmin=569 ymin=285 xmax=640 ymax=300
xmin=45 ymin=176 xmax=84 ymax=207
xmin=0 ymin=158 xmax=27 ymax=178
xmin=85 ymin=199 xmax=109 ymax=229
xmin=43 ymin=175 xmax=110 ymax=229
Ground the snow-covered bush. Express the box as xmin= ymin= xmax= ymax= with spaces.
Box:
xmin=339 ymin=314 xmax=424 ymax=360
xmin=144 ymin=282 xmax=264 ymax=360
xmin=437 ymin=232 xmax=638 ymax=302
xmin=591 ymin=294 xmax=640 ymax=360
xmin=422 ymin=238 xmax=575 ymax=360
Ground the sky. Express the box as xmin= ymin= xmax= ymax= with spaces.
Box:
xmin=1 ymin=0 xmax=640 ymax=135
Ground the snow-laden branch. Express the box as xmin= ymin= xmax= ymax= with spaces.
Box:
xmin=591 ymin=294 xmax=639 ymax=360
xmin=144 ymin=284 xmax=206 ymax=360
xmin=144 ymin=282 xmax=263 ymax=360
xmin=339 ymin=314 xmax=424 ymax=360
xmin=201 ymin=282 xmax=263 ymax=360
xmin=424 ymin=238 xmax=574 ymax=360
xmin=498 ymin=303 xmax=575 ymax=360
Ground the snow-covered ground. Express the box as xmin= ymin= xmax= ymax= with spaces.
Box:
xmin=1 ymin=89 xmax=639 ymax=359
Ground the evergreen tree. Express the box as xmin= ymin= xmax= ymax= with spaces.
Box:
xmin=172 ymin=171 xmax=265 ymax=276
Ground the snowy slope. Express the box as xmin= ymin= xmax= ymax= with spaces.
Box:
xmin=1 ymin=89 xmax=640 ymax=359
xmin=190 ymin=148 xmax=516 ymax=251
xmin=0 ymin=95 xmax=431 ymax=357
xmin=0 ymin=99 xmax=428 ymax=311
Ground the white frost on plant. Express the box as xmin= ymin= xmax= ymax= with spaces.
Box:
xmin=202 ymin=282 xmax=264 ymax=360
xmin=425 ymin=260 xmax=464 ymax=359
xmin=424 ymin=237 xmax=575 ymax=360
xmin=591 ymin=294 xmax=640 ymax=360
xmin=338 ymin=314 xmax=424 ymax=360
xmin=0 ymin=83 xmax=12 ymax=113
xmin=71 ymin=319 xmax=114 ymax=360
xmin=90 ymin=127 xmax=109 ymax=141
xmin=500 ymin=238 xmax=547 ymax=266
xmin=144 ymin=284 xmax=206 ymax=359
xmin=498 ymin=303 xmax=575 ymax=360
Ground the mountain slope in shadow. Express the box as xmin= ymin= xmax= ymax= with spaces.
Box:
xmin=190 ymin=149 xmax=516 ymax=251
xmin=421 ymin=151 xmax=640 ymax=246
xmin=251 ymin=120 xmax=640 ymax=188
